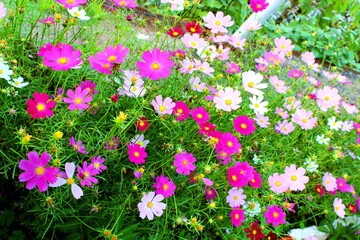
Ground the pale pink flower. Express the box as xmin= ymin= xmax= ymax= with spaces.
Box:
xmin=243 ymin=19 xmax=262 ymax=31
xmin=274 ymin=36 xmax=294 ymax=55
xmin=138 ymin=192 xmax=166 ymax=220
xmin=275 ymin=120 xmax=295 ymax=135
xmin=179 ymin=58 xmax=196 ymax=74
xmin=254 ymin=114 xmax=270 ymax=128
xmin=202 ymin=11 xmax=234 ymax=34
xmin=291 ymin=109 xmax=317 ymax=130
xmin=226 ymin=187 xmax=246 ymax=207
xmin=284 ymin=164 xmax=309 ymax=191
xmin=189 ymin=76 xmax=206 ymax=92
xmin=275 ymin=107 xmax=289 ymax=119
xmin=181 ymin=33 xmax=207 ymax=50
xmin=283 ymin=96 xmax=301 ymax=111
xmin=269 ymin=76 xmax=288 ymax=94
xmin=322 ymin=172 xmax=337 ymax=192
xmin=151 ymin=95 xmax=175 ymax=115
xmin=0 ymin=2 xmax=6 ymax=19
xmin=268 ymin=173 xmax=289 ymax=194
xmin=301 ymin=51 xmax=315 ymax=65
xmin=333 ymin=198 xmax=345 ymax=218
xmin=228 ymin=35 xmax=246 ymax=49
xmin=316 ymin=86 xmax=341 ymax=111
xmin=195 ymin=60 xmax=214 ymax=76
xmin=213 ymin=87 xmax=242 ymax=112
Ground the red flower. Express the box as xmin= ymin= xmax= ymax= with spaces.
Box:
xmin=135 ymin=117 xmax=150 ymax=132
xmin=26 ymin=92 xmax=56 ymax=119
xmin=185 ymin=22 xmax=202 ymax=34
xmin=167 ymin=26 xmax=184 ymax=38
xmin=315 ymin=184 xmax=325 ymax=197
xmin=244 ymin=221 xmax=265 ymax=240
xmin=266 ymin=232 xmax=277 ymax=240
xmin=348 ymin=203 xmax=357 ymax=213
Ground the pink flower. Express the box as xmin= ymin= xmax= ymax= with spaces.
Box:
xmin=233 ymin=115 xmax=256 ymax=135
xmin=89 ymin=55 xmax=113 ymax=74
xmin=42 ymin=43 xmax=82 ymax=71
xmin=0 ymin=2 xmax=6 ymax=19
xmin=91 ymin=156 xmax=107 ymax=174
xmin=264 ymin=205 xmax=286 ymax=227
xmin=288 ymin=68 xmax=304 ymax=78
xmin=180 ymin=33 xmax=207 ymax=50
xmin=275 ymin=120 xmax=295 ymax=135
xmin=18 ymin=151 xmax=58 ymax=192
xmin=26 ymin=92 xmax=56 ymax=119
xmin=151 ymin=95 xmax=175 ymax=115
xmin=216 ymin=132 xmax=241 ymax=155
xmin=316 ymin=86 xmax=341 ymax=111
xmin=226 ymin=187 xmax=246 ymax=207
xmin=76 ymin=161 xmax=98 ymax=187
xmin=336 ymin=177 xmax=349 ymax=192
xmin=268 ymin=173 xmax=289 ymax=194
xmin=136 ymin=48 xmax=174 ymax=80
xmin=202 ymin=11 xmax=234 ymax=34
xmin=322 ymin=172 xmax=337 ymax=192
xmin=228 ymin=35 xmax=246 ymax=49
xmin=174 ymin=151 xmax=196 ymax=175
xmin=79 ymin=80 xmax=98 ymax=95
xmin=333 ymin=198 xmax=346 ymax=218
xmin=205 ymin=187 xmax=218 ymax=200
xmin=49 ymin=162 xmax=83 ymax=199
xmin=274 ymin=36 xmax=294 ymax=54
xmin=198 ymin=122 xmax=216 ymax=136
xmin=225 ymin=62 xmax=241 ymax=74
xmin=99 ymin=44 xmax=129 ymax=65
xmin=291 ymin=109 xmax=317 ymax=130
xmin=56 ymin=0 xmax=87 ymax=8
xmin=138 ymin=192 xmax=166 ymax=220
xmin=228 ymin=162 xmax=254 ymax=188
xmin=301 ymin=51 xmax=316 ymax=65
xmin=172 ymin=101 xmax=190 ymax=121
xmin=213 ymin=87 xmax=242 ymax=112
xmin=190 ymin=106 xmax=210 ymax=124
xmin=127 ymin=143 xmax=147 ymax=164
xmin=112 ymin=0 xmax=138 ymax=8
xmin=38 ymin=17 xmax=54 ymax=25
xmin=275 ymin=107 xmax=289 ymax=119
xmin=284 ymin=164 xmax=309 ymax=191
xmin=189 ymin=76 xmax=206 ymax=92
xmin=230 ymin=208 xmax=245 ymax=227
xmin=153 ymin=174 xmax=176 ymax=198
xmin=269 ymin=76 xmax=288 ymax=94
xmin=254 ymin=114 xmax=270 ymax=128
xmin=249 ymin=171 xmax=263 ymax=188
xmin=250 ymin=0 xmax=269 ymax=13
xmin=63 ymin=87 xmax=93 ymax=111
xmin=69 ymin=136 xmax=87 ymax=154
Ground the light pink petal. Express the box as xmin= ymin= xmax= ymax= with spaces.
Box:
xmin=65 ymin=162 xmax=75 ymax=177
xmin=71 ymin=183 xmax=83 ymax=199
xmin=49 ymin=178 xmax=67 ymax=187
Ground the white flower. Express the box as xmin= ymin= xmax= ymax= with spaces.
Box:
xmin=316 ymin=134 xmax=330 ymax=145
xmin=243 ymin=200 xmax=261 ymax=217
xmin=138 ymin=192 xmax=166 ymax=220
xmin=327 ymin=116 xmax=342 ymax=130
xmin=252 ymin=154 xmax=263 ymax=165
xmin=8 ymin=76 xmax=29 ymax=88
xmin=304 ymin=157 xmax=318 ymax=173
xmin=341 ymin=121 xmax=353 ymax=132
xmin=68 ymin=7 xmax=90 ymax=21
xmin=242 ymin=70 xmax=267 ymax=96
xmin=0 ymin=62 xmax=13 ymax=80
xmin=137 ymin=33 xmax=150 ymax=40
xmin=189 ymin=76 xmax=205 ymax=92
xmin=130 ymin=134 xmax=150 ymax=148
xmin=249 ymin=94 xmax=268 ymax=115
xmin=213 ymin=87 xmax=242 ymax=112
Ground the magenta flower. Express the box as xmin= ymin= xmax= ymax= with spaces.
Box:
xmin=227 ymin=162 xmax=254 ymax=188
xmin=216 ymin=132 xmax=241 ymax=155
xmin=102 ymin=44 xmax=129 ymax=64
xmin=56 ymin=0 xmax=87 ymax=9
xmin=151 ymin=95 xmax=175 ymax=115
xmin=18 ymin=151 xmax=58 ymax=192
xmin=79 ymin=80 xmax=98 ymax=95
xmin=136 ymin=48 xmax=174 ymax=80
xmin=127 ymin=143 xmax=147 ymax=164
xmin=336 ymin=177 xmax=349 ymax=192
xmin=91 ymin=156 xmax=107 ymax=174
xmin=190 ymin=106 xmax=210 ymax=124
xmin=104 ymin=137 xmax=120 ymax=150
xmin=76 ymin=161 xmax=98 ymax=187
xmin=205 ymin=187 xmax=218 ymax=200
xmin=288 ymin=68 xmax=304 ymax=78
xmin=69 ymin=136 xmax=88 ymax=154
xmin=49 ymin=162 xmax=83 ymax=199
xmin=63 ymin=86 xmax=93 ymax=111
xmin=89 ymin=55 xmax=113 ymax=74
xmin=230 ymin=208 xmax=245 ymax=227
xmin=38 ymin=17 xmax=54 ymax=25
xmin=26 ymin=92 xmax=56 ymax=119
xmin=112 ymin=0 xmax=138 ymax=8
xmin=233 ymin=115 xmax=256 ymax=135
xmin=249 ymin=171 xmax=263 ymax=188
xmin=172 ymin=101 xmax=190 ymax=121
xmin=42 ymin=43 xmax=82 ymax=71
xmin=225 ymin=62 xmax=241 ymax=74
xmin=153 ymin=174 xmax=176 ymax=198
xmin=284 ymin=164 xmax=309 ymax=191
xmin=226 ymin=187 xmax=246 ymax=207
xmin=174 ymin=151 xmax=196 ymax=175
xmin=250 ymin=0 xmax=269 ymax=13
xmin=198 ymin=122 xmax=216 ymax=136
xmin=264 ymin=205 xmax=286 ymax=227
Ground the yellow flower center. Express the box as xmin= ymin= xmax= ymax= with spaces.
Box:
xmin=191 ymin=42 xmax=197 ymax=47
xmin=249 ymin=203 xmax=256 ymax=209
xmin=281 ymin=44 xmax=285 ymax=49
xmin=120 ymin=0 xmax=126 ymax=6
xmin=227 ymin=141 xmax=233 ymax=147
xmin=36 ymin=166 xmax=44 ymax=175
xmin=131 ymin=76 xmax=137 ymax=83
xmin=325 ymin=180 xmax=330 ymax=184
xmin=74 ymin=11 xmax=80 ymax=17
xmin=234 ymin=213 xmax=239 ymax=219
xmin=173 ymin=31 xmax=178 ymax=36
xmin=67 ymin=0 xmax=74 ymax=4
xmin=67 ymin=177 xmax=74 ymax=185
xmin=291 ymin=175 xmax=297 ymax=181
xmin=159 ymin=105 xmax=166 ymax=112
xmin=163 ymin=184 xmax=168 ymax=190
xmin=46 ymin=20 xmax=52 ymax=24
xmin=233 ymin=195 xmax=238 ymax=200
xmin=215 ymin=20 xmax=221 ymax=25
xmin=182 ymin=160 xmax=188 ymax=166
xmin=36 ymin=103 xmax=45 ymax=111
xmin=177 ymin=109 xmax=183 ymax=114
xmin=196 ymin=113 xmax=202 ymax=119
xmin=75 ymin=98 xmax=82 ymax=104
xmin=152 ymin=63 xmax=160 ymax=70
xmin=254 ymin=103 xmax=259 ymax=108
xmin=232 ymin=175 xmax=237 ymax=181
xmin=109 ymin=55 xmax=117 ymax=62
xmin=190 ymin=27 xmax=196 ymax=32
xmin=256 ymin=4 xmax=261 ymax=9
xmin=139 ymin=122 xmax=145 ymax=126
xmin=273 ymin=212 xmax=278 ymax=218
xmin=324 ymin=96 xmax=329 ymax=101
xmin=225 ymin=99 xmax=232 ymax=105
xmin=58 ymin=57 xmax=68 ymax=65
xmin=0 ymin=70 xmax=3 ymax=74
xmin=241 ymin=123 xmax=247 ymax=129
xmin=84 ymin=172 xmax=90 ymax=177
xmin=335 ymin=206 xmax=339 ymax=211
xmin=302 ymin=119 xmax=307 ymax=123
xmin=94 ymin=163 xmax=100 ymax=169
xmin=103 ymin=64 xmax=110 ymax=69
xmin=275 ymin=181 xmax=281 ymax=186
xmin=248 ymin=82 xmax=254 ymax=88
xmin=147 ymin=201 xmax=153 ymax=208
xmin=134 ymin=152 xmax=139 ymax=157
